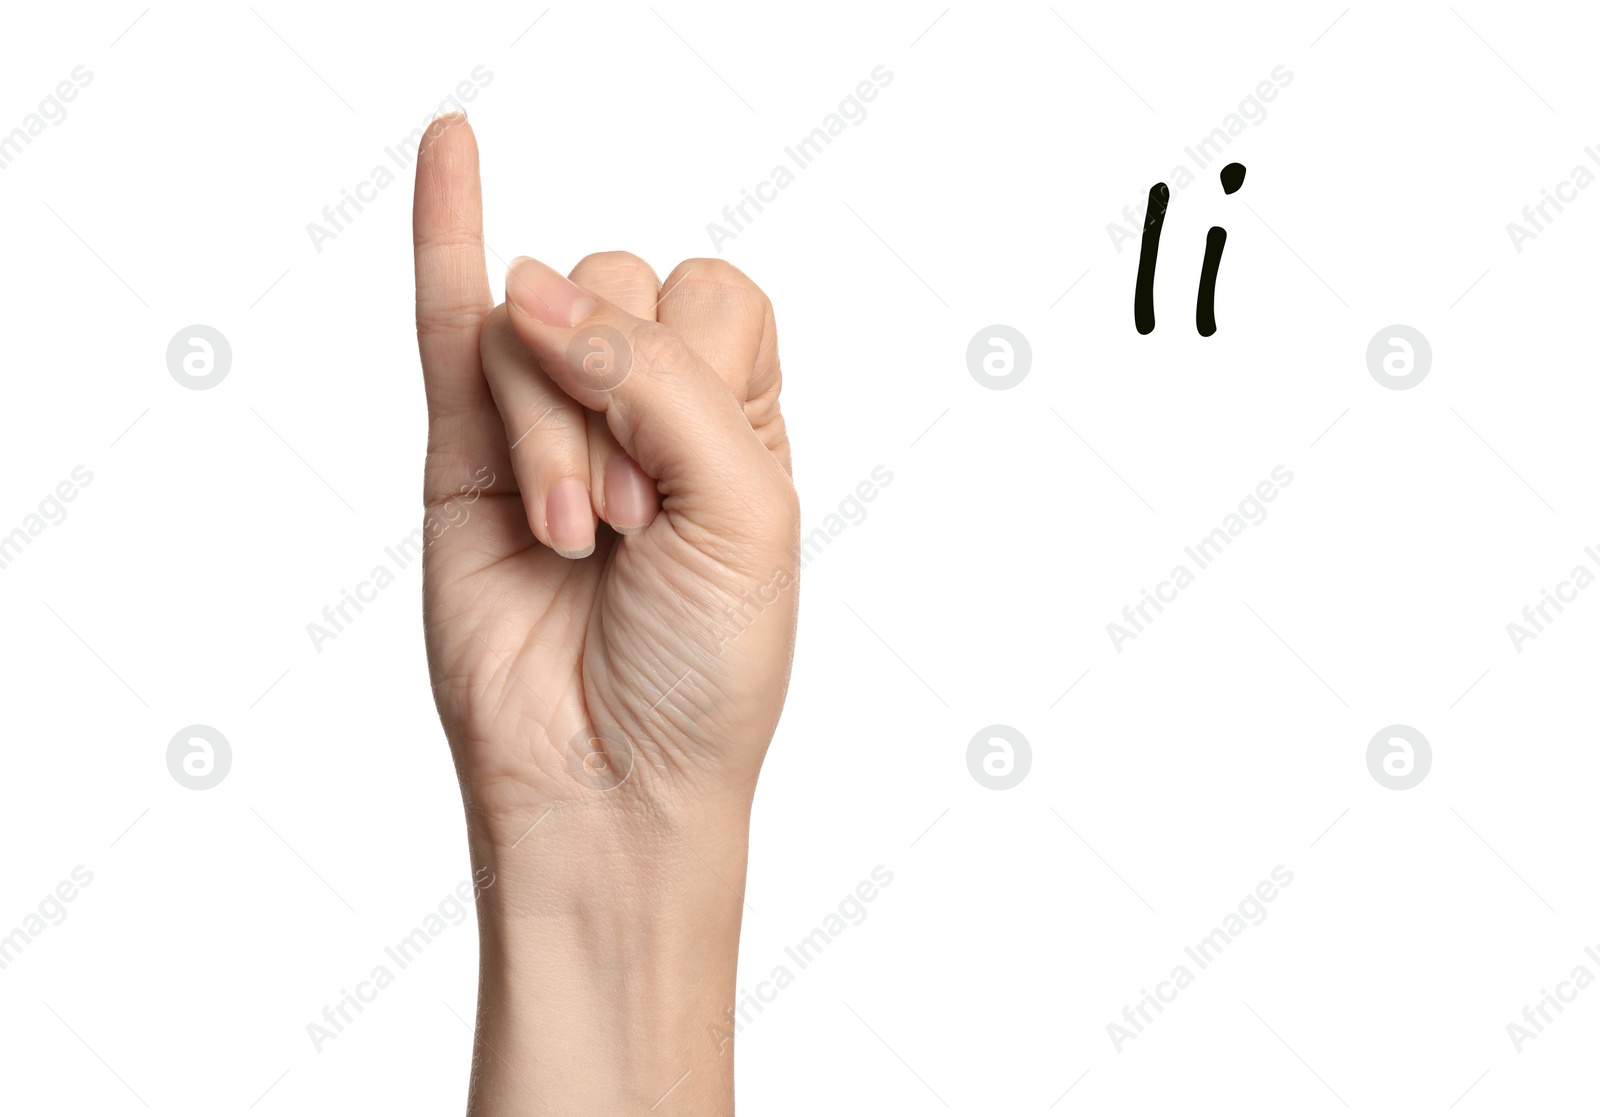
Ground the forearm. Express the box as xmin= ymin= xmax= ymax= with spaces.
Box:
xmin=464 ymin=806 xmax=749 ymax=1115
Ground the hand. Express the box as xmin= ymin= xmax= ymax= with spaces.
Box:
xmin=416 ymin=116 xmax=798 ymax=835
xmin=412 ymin=114 xmax=798 ymax=1114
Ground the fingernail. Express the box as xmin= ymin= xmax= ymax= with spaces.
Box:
xmin=604 ymin=455 xmax=658 ymax=534
xmin=546 ymin=478 xmax=595 ymax=558
xmin=506 ymin=256 xmax=597 ymax=327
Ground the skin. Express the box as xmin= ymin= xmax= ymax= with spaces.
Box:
xmin=412 ymin=112 xmax=799 ymax=1114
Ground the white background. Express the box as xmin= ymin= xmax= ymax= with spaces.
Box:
xmin=1 ymin=1 xmax=1596 ymax=1113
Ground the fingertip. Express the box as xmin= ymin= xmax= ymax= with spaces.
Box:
xmin=423 ymin=109 xmax=471 ymax=148
xmin=602 ymin=454 xmax=660 ymax=534
xmin=417 ymin=112 xmax=477 ymax=180
xmin=547 ymin=477 xmax=597 ymax=559
xmin=507 ymin=256 xmax=596 ymax=328
xmin=413 ymin=113 xmax=483 ymax=249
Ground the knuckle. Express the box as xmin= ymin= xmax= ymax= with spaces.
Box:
xmin=520 ymin=414 xmax=583 ymax=464
xmin=662 ymin=258 xmax=772 ymax=326
xmin=413 ymin=228 xmax=484 ymax=256
xmin=571 ymin=250 xmax=660 ymax=291
xmin=666 ymin=256 xmax=757 ymax=295
xmin=417 ymin=291 xmax=490 ymax=338
xmin=626 ymin=322 xmax=694 ymax=379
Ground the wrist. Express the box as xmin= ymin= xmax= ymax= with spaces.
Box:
xmin=463 ymin=800 xmax=751 ymax=1115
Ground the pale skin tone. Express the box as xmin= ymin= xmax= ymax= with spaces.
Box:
xmin=412 ymin=113 xmax=799 ymax=1114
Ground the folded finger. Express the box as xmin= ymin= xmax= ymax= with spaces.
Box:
xmin=566 ymin=252 xmax=664 ymax=534
xmin=480 ymin=304 xmax=595 ymax=558
xmin=657 ymin=257 xmax=789 ymax=475
xmin=502 ymin=256 xmax=791 ymax=547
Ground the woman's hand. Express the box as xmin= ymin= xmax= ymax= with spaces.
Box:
xmin=412 ymin=113 xmax=798 ymax=1114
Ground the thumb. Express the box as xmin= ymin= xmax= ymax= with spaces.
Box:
xmin=503 ymin=255 xmax=791 ymax=546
